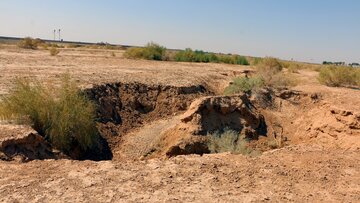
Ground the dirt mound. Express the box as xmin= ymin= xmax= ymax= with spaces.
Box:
xmin=0 ymin=125 xmax=61 ymax=162
xmin=85 ymin=82 xmax=210 ymax=150
xmin=147 ymin=88 xmax=359 ymax=158
xmin=260 ymin=89 xmax=360 ymax=150
xmin=153 ymin=94 xmax=267 ymax=157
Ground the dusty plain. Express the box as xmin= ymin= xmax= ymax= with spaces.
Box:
xmin=0 ymin=44 xmax=359 ymax=202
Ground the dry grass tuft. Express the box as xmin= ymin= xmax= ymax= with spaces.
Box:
xmin=207 ymin=128 xmax=260 ymax=156
xmin=124 ymin=42 xmax=166 ymax=61
xmin=17 ymin=37 xmax=44 ymax=49
xmin=318 ymin=66 xmax=360 ymax=87
xmin=224 ymin=76 xmax=264 ymax=95
xmin=49 ymin=47 xmax=60 ymax=56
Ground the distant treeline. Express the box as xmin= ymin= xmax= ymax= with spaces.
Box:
xmin=323 ymin=61 xmax=359 ymax=67
xmin=124 ymin=42 xmax=250 ymax=65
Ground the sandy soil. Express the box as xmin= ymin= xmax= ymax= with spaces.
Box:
xmin=0 ymin=145 xmax=359 ymax=202
xmin=0 ymin=45 xmax=248 ymax=95
xmin=0 ymin=45 xmax=359 ymax=202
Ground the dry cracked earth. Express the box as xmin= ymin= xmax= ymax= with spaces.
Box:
xmin=0 ymin=44 xmax=359 ymax=202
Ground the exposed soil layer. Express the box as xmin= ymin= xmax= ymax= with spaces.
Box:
xmin=158 ymin=94 xmax=268 ymax=157
xmin=0 ymin=125 xmax=60 ymax=161
xmin=85 ymin=82 xmax=210 ymax=150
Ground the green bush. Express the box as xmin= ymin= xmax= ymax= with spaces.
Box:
xmin=124 ymin=42 xmax=249 ymax=65
xmin=224 ymin=76 xmax=264 ymax=95
xmin=124 ymin=42 xmax=166 ymax=60
xmin=0 ymin=75 xmax=99 ymax=153
xmin=175 ymin=48 xmax=249 ymax=65
xmin=224 ymin=57 xmax=297 ymax=95
xmin=207 ymin=128 xmax=259 ymax=155
xmin=318 ymin=66 xmax=360 ymax=87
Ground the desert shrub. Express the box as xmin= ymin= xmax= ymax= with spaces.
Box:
xmin=224 ymin=76 xmax=264 ymax=95
xmin=124 ymin=42 xmax=166 ymax=60
xmin=123 ymin=47 xmax=143 ymax=59
xmin=255 ymin=57 xmax=297 ymax=88
xmin=232 ymin=55 xmax=250 ymax=65
xmin=267 ymin=139 xmax=280 ymax=149
xmin=49 ymin=47 xmax=60 ymax=56
xmin=318 ymin=66 xmax=360 ymax=87
xmin=257 ymin=57 xmax=283 ymax=73
xmin=224 ymin=57 xmax=296 ymax=95
xmin=248 ymin=57 xmax=262 ymax=66
xmin=17 ymin=37 xmax=41 ymax=49
xmin=162 ymin=50 xmax=177 ymax=61
xmin=0 ymin=75 xmax=99 ymax=153
xmin=266 ymin=73 xmax=297 ymax=88
xmin=287 ymin=63 xmax=301 ymax=73
xmin=111 ymin=52 xmax=116 ymax=57
xmin=207 ymin=128 xmax=258 ymax=155
xmin=175 ymin=48 xmax=204 ymax=62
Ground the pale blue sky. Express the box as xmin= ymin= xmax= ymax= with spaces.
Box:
xmin=1 ymin=0 xmax=359 ymax=63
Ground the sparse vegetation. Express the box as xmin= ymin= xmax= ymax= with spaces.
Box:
xmin=257 ymin=57 xmax=284 ymax=73
xmin=224 ymin=57 xmax=297 ymax=95
xmin=267 ymin=139 xmax=280 ymax=149
xmin=66 ymin=44 xmax=83 ymax=48
xmin=318 ymin=66 xmax=360 ymax=87
xmin=224 ymin=76 xmax=264 ymax=95
xmin=256 ymin=57 xmax=296 ymax=88
xmin=49 ymin=47 xmax=60 ymax=56
xmin=174 ymin=49 xmax=250 ymax=65
xmin=207 ymin=128 xmax=259 ymax=156
xmin=17 ymin=37 xmax=44 ymax=49
xmin=124 ymin=42 xmax=166 ymax=60
xmin=0 ymin=75 xmax=99 ymax=153
xmin=248 ymin=57 xmax=262 ymax=66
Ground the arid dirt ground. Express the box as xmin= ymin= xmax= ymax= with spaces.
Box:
xmin=0 ymin=45 xmax=359 ymax=202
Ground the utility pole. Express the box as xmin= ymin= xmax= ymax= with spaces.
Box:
xmin=58 ymin=29 xmax=61 ymax=41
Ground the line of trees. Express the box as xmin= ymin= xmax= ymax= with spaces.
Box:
xmin=323 ymin=61 xmax=359 ymax=67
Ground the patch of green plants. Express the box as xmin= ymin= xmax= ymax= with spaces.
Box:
xmin=318 ymin=66 xmax=360 ymax=87
xmin=207 ymin=128 xmax=260 ymax=156
xmin=175 ymin=49 xmax=249 ymax=65
xmin=224 ymin=57 xmax=297 ymax=95
xmin=224 ymin=76 xmax=264 ymax=95
xmin=124 ymin=42 xmax=166 ymax=60
xmin=0 ymin=75 xmax=99 ymax=153
xmin=124 ymin=42 xmax=249 ymax=65
xmin=249 ymin=57 xmax=262 ymax=66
